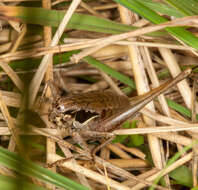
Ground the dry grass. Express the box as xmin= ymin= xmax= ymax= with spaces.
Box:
xmin=0 ymin=0 xmax=198 ymax=190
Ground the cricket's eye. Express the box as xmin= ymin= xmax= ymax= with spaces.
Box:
xmin=56 ymin=105 xmax=65 ymax=112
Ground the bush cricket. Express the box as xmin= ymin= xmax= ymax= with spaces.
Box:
xmin=47 ymin=68 xmax=192 ymax=160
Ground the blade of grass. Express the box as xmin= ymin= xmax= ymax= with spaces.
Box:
xmin=83 ymin=56 xmax=136 ymax=89
xmin=8 ymin=51 xmax=75 ymax=71
xmin=0 ymin=147 xmax=91 ymax=190
xmin=8 ymin=53 xmax=136 ymax=90
xmin=165 ymin=0 xmax=198 ymax=16
xmin=0 ymin=6 xmax=165 ymax=36
xmin=166 ymin=98 xmax=198 ymax=120
xmin=0 ymin=6 xmax=134 ymax=34
xmin=113 ymin=0 xmax=198 ymax=51
xmin=0 ymin=175 xmax=50 ymax=190
xmin=139 ymin=0 xmax=184 ymax=17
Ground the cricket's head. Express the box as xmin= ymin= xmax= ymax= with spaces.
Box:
xmin=48 ymin=97 xmax=73 ymax=129
xmin=48 ymin=96 xmax=100 ymax=129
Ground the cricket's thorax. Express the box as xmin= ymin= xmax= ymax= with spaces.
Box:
xmin=48 ymin=91 xmax=130 ymax=130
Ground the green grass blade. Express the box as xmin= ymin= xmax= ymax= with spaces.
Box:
xmin=113 ymin=0 xmax=167 ymax=23
xmin=0 ymin=6 xmax=166 ymax=36
xmin=0 ymin=6 xmax=134 ymax=34
xmin=165 ymin=0 xmax=198 ymax=16
xmin=0 ymin=147 xmax=90 ymax=190
xmin=9 ymin=51 xmax=75 ymax=71
xmin=138 ymin=0 xmax=184 ymax=17
xmin=0 ymin=175 xmax=50 ymax=190
xmin=10 ymin=54 xmax=136 ymax=89
xmin=83 ymin=56 xmax=136 ymax=89
xmin=166 ymin=98 xmax=198 ymax=120
xmin=113 ymin=0 xmax=198 ymax=50
xmin=166 ymin=98 xmax=191 ymax=118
